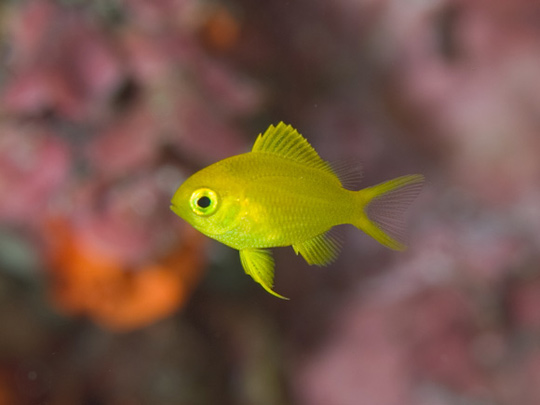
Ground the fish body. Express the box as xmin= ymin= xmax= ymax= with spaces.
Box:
xmin=171 ymin=123 xmax=424 ymax=299
xmin=175 ymin=153 xmax=350 ymax=249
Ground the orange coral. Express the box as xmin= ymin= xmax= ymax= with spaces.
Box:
xmin=0 ymin=370 xmax=15 ymax=405
xmin=199 ymin=7 xmax=241 ymax=52
xmin=45 ymin=218 xmax=206 ymax=332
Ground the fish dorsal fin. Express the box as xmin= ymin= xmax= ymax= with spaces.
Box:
xmin=331 ymin=160 xmax=363 ymax=190
xmin=252 ymin=122 xmax=334 ymax=174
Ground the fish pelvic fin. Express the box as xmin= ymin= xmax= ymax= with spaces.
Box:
xmin=239 ymin=249 xmax=289 ymax=300
xmin=353 ymin=174 xmax=425 ymax=250
xmin=292 ymin=231 xmax=342 ymax=266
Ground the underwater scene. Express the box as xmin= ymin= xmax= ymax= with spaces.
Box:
xmin=1 ymin=0 xmax=540 ymax=404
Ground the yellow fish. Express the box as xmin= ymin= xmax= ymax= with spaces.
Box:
xmin=171 ymin=122 xmax=424 ymax=299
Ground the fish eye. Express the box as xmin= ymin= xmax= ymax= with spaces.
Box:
xmin=190 ymin=188 xmax=219 ymax=216
xmin=196 ymin=196 xmax=211 ymax=208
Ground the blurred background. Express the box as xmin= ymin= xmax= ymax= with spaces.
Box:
xmin=1 ymin=0 xmax=540 ymax=404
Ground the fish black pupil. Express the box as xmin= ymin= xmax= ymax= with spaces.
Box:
xmin=197 ymin=196 xmax=211 ymax=208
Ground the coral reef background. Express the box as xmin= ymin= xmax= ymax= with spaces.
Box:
xmin=1 ymin=1 xmax=540 ymax=404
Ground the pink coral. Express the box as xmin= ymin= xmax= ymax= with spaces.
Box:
xmin=0 ymin=124 xmax=70 ymax=224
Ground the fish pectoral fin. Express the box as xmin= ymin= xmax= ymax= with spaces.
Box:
xmin=239 ymin=249 xmax=289 ymax=300
xmin=292 ymin=231 xmax=342 ymax=266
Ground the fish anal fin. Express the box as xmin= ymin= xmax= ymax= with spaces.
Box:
xmin=252 ymin=122 xmax=334 ymax=175
xmin=239 ymin=249 xmax=289 ymax=300
xmin=293 ymin=231 xmax=342 ymax=266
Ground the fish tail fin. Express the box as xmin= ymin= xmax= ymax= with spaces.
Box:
xmin=352 ymin=174 xmax=424 ymax=250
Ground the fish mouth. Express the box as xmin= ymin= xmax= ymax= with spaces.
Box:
xmin=170 ymin=204 xmax=182 ymax=217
